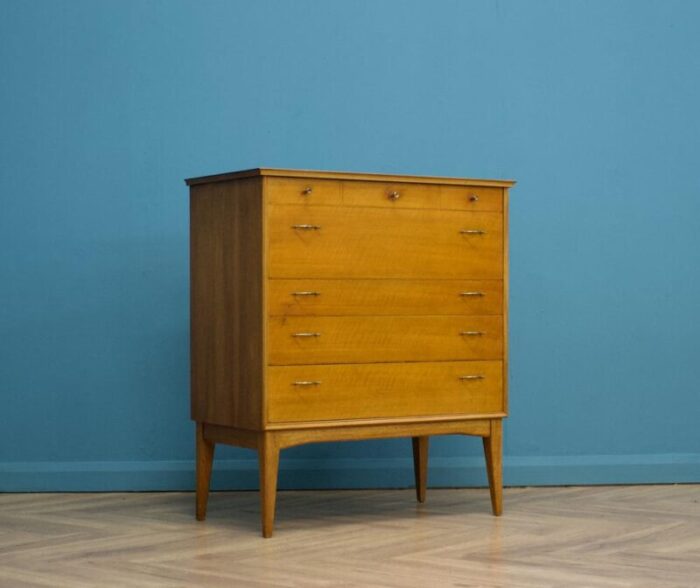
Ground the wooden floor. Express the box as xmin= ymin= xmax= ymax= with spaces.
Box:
xmin=1 ymin=485 xmax=698 ymax=587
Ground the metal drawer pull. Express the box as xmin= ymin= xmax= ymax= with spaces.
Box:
xmin=291 ymin=224 xmax=321 ymax=230
xmin=292 ymin=291 xmax=321 ymax=297
xmin=293 ymin=380 xmax=322 ymax=386
xmin=469 ymin=194 xmax=480 ymax=202
xmin=459 ymin=375 xmax=485 ymax=381
xmin=460 ymin=291 xmax=485 ymax=297
xmin=460 ymin=229 xmax=487 ymax=235
xmin=291 ymin=332 xmax=321 ymax=338
xmin=388 ymin=190 xmax=401 ymax=200
xmin=460 ymin=331 xmax=485 ymax=336
xmin=302 ymin=187 xmax=313 ymax=195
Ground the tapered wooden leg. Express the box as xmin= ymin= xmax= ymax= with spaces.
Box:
xmin=412 ymin=436 xmax=429 ymax=503
xmin=482 ymin=419 xmax=503 ymax=516
xmin=258 ymin=433 xmax=280 ymax=538
xmin=195 ymin=422 xmax=215 ymax=521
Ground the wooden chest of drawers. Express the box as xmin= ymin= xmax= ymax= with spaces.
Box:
xmin=186 ymin=168 xmax=514 ymax=537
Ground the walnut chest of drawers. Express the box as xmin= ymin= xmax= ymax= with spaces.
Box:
xmin=185 ymin=168 xmax=514 ymax=537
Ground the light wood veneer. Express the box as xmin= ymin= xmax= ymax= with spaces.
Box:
xmin=267 ymin=205 xmax=504 ymax=279
xmin=267 ymin=361 xmax=504 ymax=423
xmin=268 ymin=315 xmax=504 ymax=364
xmin=186 ymin=168 xmax=514 ymax=537
xmin=267 ymin=278 xmax=504 ymax=316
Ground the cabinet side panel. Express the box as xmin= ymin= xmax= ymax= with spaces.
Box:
xmin=190 ymin=177 xmax=264 ymax=429
xmin=502 ymin=188 xmax=509 ymax=415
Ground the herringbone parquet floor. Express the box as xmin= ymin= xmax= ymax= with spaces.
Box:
xmin=1 ymin=485 xmax=698 ymax=587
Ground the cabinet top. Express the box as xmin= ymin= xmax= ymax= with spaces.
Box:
xmin=184 ymin=168 xmax=515 ymax=188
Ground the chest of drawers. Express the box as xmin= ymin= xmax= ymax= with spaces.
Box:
xmin=186 ymin=168 xmax=514 ymax=537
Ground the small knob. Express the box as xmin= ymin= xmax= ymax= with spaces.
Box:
xmin=388 ymin=190 xmax=401 ymax=200
xmin=469 ymin=194 xmax=479 ymax=202
xmin=302 ymin=186 xmax=313 ymax=195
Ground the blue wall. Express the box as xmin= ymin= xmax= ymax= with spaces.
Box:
xmin=2 ymin=0 xmax=699 ymax=491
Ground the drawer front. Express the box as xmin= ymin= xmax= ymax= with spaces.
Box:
xmin=441 ymin=186 xmax=503 ymax=212
xmin=343 ymin=181 xmax=438 ymax=209
xmin=267 ymin=361 xmax=504 ymax=423
xmin=266 ymin=177 xmax=342 ymax=206
xmin=268 ymin=315 xmax=503 ymax=365
xmin=267 ymin=205 xmax=503 ymax=279
xmin=267 ymin=279 xmax=503 ymax=316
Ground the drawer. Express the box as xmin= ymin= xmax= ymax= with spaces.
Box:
xmin=267 ymin=279 xmax=503 ymax=316
xmin=342 ymin=181 xmax=438 ymax=209
xmin=268 ymin=315 xmax=503 ymax=365
xmin=267 ymin=205 xmax=503 ymax=279
xmin=441 ymin=186 xmax=503 ymax=212
xmin=266 ymin=177 xmax=342 ymax=206
xmin=267 ymin=361 xmax=504 ymax=423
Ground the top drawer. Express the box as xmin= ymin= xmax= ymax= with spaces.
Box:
xmin=343 ymin=181 xmax=438 ymax=209
xmin=266 ymin=177 xmax=342 ymax=206
xmin=441 ymin=186 xmax=503 ymax=212
xmin=265 ymin=177 xmax=504 ymax=212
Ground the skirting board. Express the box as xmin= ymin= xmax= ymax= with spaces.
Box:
xmin=2 ymin=454 xmax=699 ymax=492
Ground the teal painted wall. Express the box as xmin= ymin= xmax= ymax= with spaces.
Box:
xmin=1 ymin=0 xmax=699 ymax=491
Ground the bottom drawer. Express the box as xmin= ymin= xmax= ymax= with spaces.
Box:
xmin=267 ymin=361 xmax=503 ymax=423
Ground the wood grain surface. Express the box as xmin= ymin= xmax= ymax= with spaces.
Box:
xmin=267 ymin=315 xmax=503 ymax=365
xmin=267 ymin=278 xmax=504 ymax=316
xmin=266 ymin=361 xmax=503 ymax=423
xmin=267 ymin=205 xmax=503 ymax=279
xmin=265 ymin=177 xmax=342 ymax=206
xmin=190 ymin=178 xmax=264 ymax=429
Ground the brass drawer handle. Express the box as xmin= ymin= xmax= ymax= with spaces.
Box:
xmin=387 ymin=190 xmax=401 ymax=200
xmin=460 ymin=229 xmax=487 ymax=235
xmin=459 ymin=375 xmax=485 ymax=381
xmin=292 ymin=380 xmax=322 ymax=386
xmin=302 ymin=187 xmax=313 ymax=195
xmin=291 ymin=224 xmax=321 ymax=230
xmin=292 ymin=291 xmax=321 ymax=297
xmin=291 ymin=332 xmax=321 ymax=338
xmin=469 ymin=194 xmax=480 ymax=202
xmin=460 ymin=291 xmax=485 ymax=297
xmin=460 ymin=331 xmax=485 ymax=336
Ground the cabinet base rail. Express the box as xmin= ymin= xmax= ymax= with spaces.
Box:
xmin=195 ymin=417 xmax=504 ymax=538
